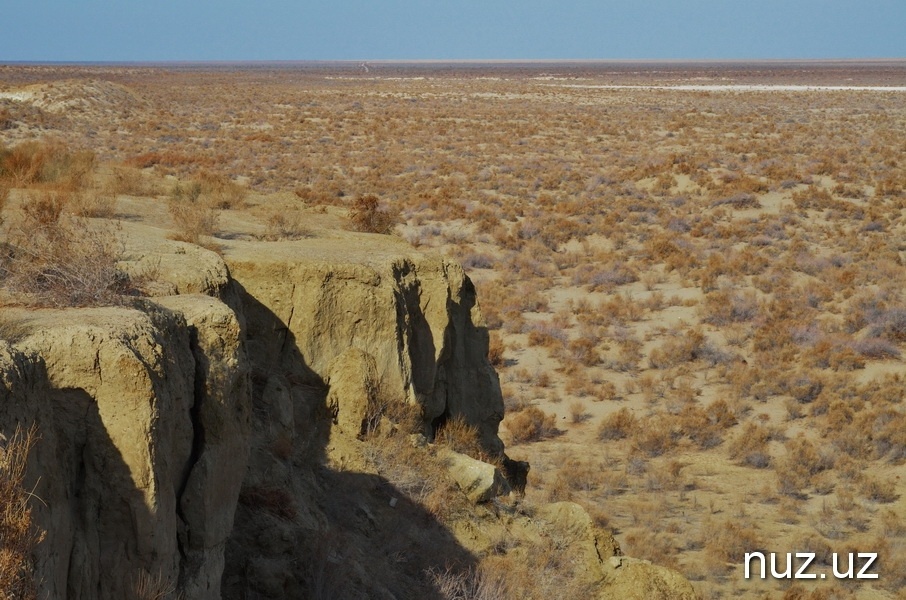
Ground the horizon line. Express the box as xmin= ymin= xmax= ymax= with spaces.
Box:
xmin=2 ymin=57 xmax=906 ymax=67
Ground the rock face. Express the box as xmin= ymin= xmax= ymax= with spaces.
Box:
xmin=0 ymin=295 xmax=248 ymax=600
xmin=0 ymin=229 xmax=696 ymax=600
xmin=325 ymin=348 xmax=379 ymax=437
xmin=224 ymin=236 xmax=505 ymax=455
xmin=155 ymin=295 xmax=250 ymax=598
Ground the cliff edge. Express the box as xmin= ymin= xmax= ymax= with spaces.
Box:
xmin=0 ymin=220 xmax=696 ymax=599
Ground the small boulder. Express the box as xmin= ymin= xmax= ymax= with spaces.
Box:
xmin=439 ymin=448 xmax=510 ymax=503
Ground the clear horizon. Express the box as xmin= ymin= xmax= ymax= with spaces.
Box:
xmin=1 ymin=1 xmax=904 ymax=63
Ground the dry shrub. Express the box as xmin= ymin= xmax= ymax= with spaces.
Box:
xmin=568 ymin=400 xmax=589 ymax=424
xmin=776 ymin=436 xmax=833 ymax=497
xmin=505 ymin=407 xmax=558 ymax=444
xmin=167 ymin=181 xmax=219 ymax=244
xmin=1 ymin=194 xmax=131 ymax=307
xmin=69 ymin=190 xmax=116 ymax=219
xmin=21 ymin=191 xmax=64 ymax=225
xmin=435 ymin=415 xmax=484 ymax=459
xmin=0 ymin=424 xmax=44 ymax=600
xmin=702 ymin=519 xmax=764 ymax=565
xmin=676 ymin=400 xmax=735 ymax=450
xmin=551 ymin=455 xmax=607 ymax=493
xmin=792 ymin=186 xmax=838 ymax=211
xmin=566 ymin=337 xmax=600 ymax=367
xmin=702 ymin=289 xmax=759 ymax=325
xmin=597 ymin=408 xmax=637 ymax=441
xmin=196 ymin=171 xmax=246 ymax=209
xmin=780 ymin=585 xmax=847 ymax=600
xmin=866 ymin=408 xmax=906 ymax=462
xmin=571 ymin=261 xmax=638 ymax=291
xmin=727 ymin=422 xmax=773 ymax=468
xmin=526 ymin=322 xmax=566 ymax=349
xmin=858 ymin=476 xmax=898 ymax=503
xmin=868 ymin=308 xmax=906 ymax=343
xmin=850 ymin=337 xmax=900 ymax=359
xmin=132 ymin=570 xmax=178 ymax=600
xmin=624 ymin=530 xmax=680 ymax=570
xmin=710 ymin=192 xmax=760 ymax=209
xmin=487 ymin=330 xmax=505 ymax=367
xmin=464 ymin=539 xmax=599 ymax=600
xmin=0 ymin=141 xmax=94 ymax=188
xmin=362 ymin=423 xmax=468 ymax=523
xmin=648 ymin=329 xmax=704 ymax=369
xmin=263 ymin=209 xmax=311 ymax=240
xmin=880 ymin=509 xmax=906 ymax=537
xmin=348 ymin=194 xmax=398 ymax=234
xmin=630 ymin=414 xmax=678 ymax=457
xmin=429 ymin=565 xmax=510 ymax=600
xmin=362 ymin=390 xmax=424 ymax=439
xmin=107 ymin=165 xmax=154 ymax=197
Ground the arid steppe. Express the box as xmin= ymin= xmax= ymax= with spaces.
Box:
xmin=2 ymin=60 xmax=906 ymax=599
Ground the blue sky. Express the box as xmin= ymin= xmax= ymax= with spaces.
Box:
xmin=1 ymin=0 xmax=904 ymax=62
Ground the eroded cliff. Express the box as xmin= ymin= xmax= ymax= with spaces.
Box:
xmin=0 ymin=225 xmax=696 ymax=599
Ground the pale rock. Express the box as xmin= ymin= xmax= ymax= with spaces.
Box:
xmin=155 ymin=294 xmax=251 ymax=598
xmin=0 ymin=294 xmax=248 ymax=600
xmin=224 ymin=234 xmax=505 ymax=455
xmin=439 ymin=448 xmax=510 ymax=503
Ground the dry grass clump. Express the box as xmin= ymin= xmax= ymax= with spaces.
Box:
xmin=361 ymin=408 xmax=472 ymax=523
xmin=775 ymin=436 xmax=834 ymax=497
xmin=630 ymin=414 xmax=679 ymax=457
xmin=0 ymin=182 xmax=8 ymax=226
xmin=648 ymin=328 xmax=708 ymax=369
xmin=0 ymin=140 xmax=94 ymax=189
xmin=505 ymin=407 xmax=558 ymax=444
xmin=1 ymin=193 xmax=131 ymax=307
xmin=567 ymin=400 xmax=589 ymax=424
xmin=597 ymin=408 xmax=637 ymax=441
xmin=487 ymin=331 xmax=505 ymax=367
xmin=262 ymin=208 xmax=311 ymax=241
xmin=624 ymin=530 xmax=681 ymax=570
xmin=727 ymin=422 xmax=775 ymax=468
xmin=701 ymin=519 xmax=764 ymax=572
xmin=452 ymin=537 xmax=599 ymax=600
xmin=195 ymin=171 xmax=246 ymax=209
xmin=69 ymin=190 xmax=116 ymax=219
xmin=701 ymin=289 xmax=759 ymax=325
xmin=167 ymin=181 xmax=219 ymax=245
xmin=106 ymin=165 xmax=154 ymax=197
xmin=429 ymin=565 xmax=510 ymax=600
xmin=132 ymin=570 xmax=178 ymax=600
xmin=0 ymin=424 xmax=44 ymax=600
xmin=435 ymin=415 xmax=484 ymax=459
xmin=348 ymin=194 xmax=399 ymax=235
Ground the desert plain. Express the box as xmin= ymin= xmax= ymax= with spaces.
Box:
xmin=1 ymin=60 xmax=906 ymax=599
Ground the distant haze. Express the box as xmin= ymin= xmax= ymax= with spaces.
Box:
xmin=0 ymin=0 xmax=904 ymax=62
